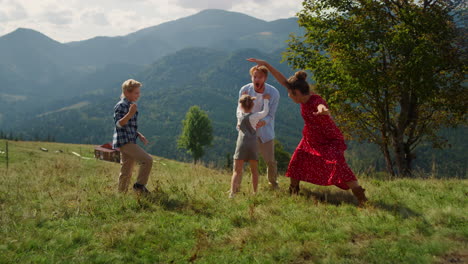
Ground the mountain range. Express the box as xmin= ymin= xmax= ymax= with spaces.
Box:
xmin=0 ymin=9 xmax=300 ymax=99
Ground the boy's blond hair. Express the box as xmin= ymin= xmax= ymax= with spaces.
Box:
xmin=121 ymin=79 xmax=142 ymax=98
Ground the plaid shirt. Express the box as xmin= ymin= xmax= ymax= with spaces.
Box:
xmin=112 ymin=98 xmax=139 ymax=149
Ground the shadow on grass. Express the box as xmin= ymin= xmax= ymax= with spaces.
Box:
xmin=300 ymin=188 xmax=357 ymax=206
xmin=138 ymin=188 xmax=214 ymax=217
xmin=301 ymin=188 xmax=422 ymax=219
xmin=144 ymin=190 xmax=186 ymax=211
xmin=372 ymin=201 xmax=422 ymax=219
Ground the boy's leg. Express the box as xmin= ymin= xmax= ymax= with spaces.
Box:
xmin=249 ymin=160 xmax=259 ymax=193
xmin=231 ymin=160 xmax=244 ymax=194
xmin=257 ymin=138 xmax=278 ymax=188
xmin=122 ymin=143 xmax=153 ymax=185
xmin=131 ymin=144 xmax=153 ymax=185
xmin=118 ymin=145 xmax=135 ymax=192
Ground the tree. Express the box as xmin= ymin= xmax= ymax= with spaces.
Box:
xmin=178 ymin=106 xmax=214 ymax=164
xmin=285 ymin=0 xmax=467 ymax=176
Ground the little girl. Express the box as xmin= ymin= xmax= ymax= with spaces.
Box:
xmin=230 ymin=93 xmax=271 ymax=198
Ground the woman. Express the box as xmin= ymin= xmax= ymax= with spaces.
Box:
xmin=247 ymin=58 xmax=368 ymax=206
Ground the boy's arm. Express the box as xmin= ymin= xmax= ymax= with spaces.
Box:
xmin=116 ymin=104 xmax=137 ymax=127
xmin=114 ymin=104 xmax=126 ymax=127
xmin=137 ymin=132 xmax=149 ymax=145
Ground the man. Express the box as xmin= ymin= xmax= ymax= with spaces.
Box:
xmin=237 ymin=65 xmax=280 ymax=188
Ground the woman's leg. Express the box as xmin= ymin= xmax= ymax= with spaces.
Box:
xmin=230 ymin=160 xmax=244 ymax=195
xmin=346 ymin=181 xmax=359 ymax=189
xmin=289 ymin=177 xmax=300 ymax=195
xmin=249 ymin=160 xmax=259 ymax=194
xmin=346 ymin=181 xmax=368 ymax=206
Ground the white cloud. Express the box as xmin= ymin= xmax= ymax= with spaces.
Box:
xmin=175 ymin=0 xmax=234 ymax=10
xmin=0 ymin=10 xmax=7 ymax=22
xmin=80 ymin=9 xmax=109 ymax=26
xmin=231 ymin=1 xmax=301 ymax=21
xmin=175 ymin=0 xmax=271 ymax=10
xmin=43 ymin=10 xmax=74 ymax=25
xmin=0 ymin=0 xmax=28 ymax=22
xmin=0 ymin=0 xmax=302 ymax=42
xmin=10 ymin=1 xmax=28 ymax=20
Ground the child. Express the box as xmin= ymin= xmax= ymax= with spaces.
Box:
xmin=230 ymin=93 xmax=271 ymax=198
xmin=112 ymin=79 xmax=153 ymax=193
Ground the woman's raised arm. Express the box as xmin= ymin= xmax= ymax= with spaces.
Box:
xmin=247 ymin=58 xmax=289 ymax=89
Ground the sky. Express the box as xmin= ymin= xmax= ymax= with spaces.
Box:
xmin=0 ymin=0 xmax=303 ymax=43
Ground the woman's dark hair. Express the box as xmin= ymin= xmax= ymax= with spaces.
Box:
xmin=287 ymin=71 xmax=310 ymax=95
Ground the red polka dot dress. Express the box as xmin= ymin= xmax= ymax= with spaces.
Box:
xmin=285 ymin=95 xmax=357 ymax=190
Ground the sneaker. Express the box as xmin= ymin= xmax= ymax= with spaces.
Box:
xmin=133 ymin=183 xmax=150 ymax=194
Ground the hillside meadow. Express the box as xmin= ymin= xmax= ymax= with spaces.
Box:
xmin=0 ymin=140 xmax=466 ymax=263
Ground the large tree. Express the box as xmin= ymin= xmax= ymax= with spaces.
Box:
xmin=178 ymin=106 xmax=214 ymax=164
xmin=285 ymin=0 xmax=467 ymax=176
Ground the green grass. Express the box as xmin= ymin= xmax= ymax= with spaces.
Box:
xmin=0 ymin=140 xmax=466 ymax=263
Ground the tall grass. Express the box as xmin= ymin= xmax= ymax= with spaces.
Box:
xmin=0 ymin=140 xmax=466 ymax=263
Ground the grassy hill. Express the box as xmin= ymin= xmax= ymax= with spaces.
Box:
xmin=0 ymin=140 xmax=466 ymax=263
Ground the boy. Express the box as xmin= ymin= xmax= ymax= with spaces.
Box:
xmin=113 ymin=79 xmax=152 ymax=193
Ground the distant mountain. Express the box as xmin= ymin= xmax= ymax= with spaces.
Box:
xmin=0 ymin=9 xmax=301 ymax=117
xmin=0 ymin=28 xmax=71 ymax=96
xmin=66 ymin=9 xmax=301 ymax=66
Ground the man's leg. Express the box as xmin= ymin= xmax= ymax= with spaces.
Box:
xmin=257 ymin=138 xmax=278 ymax=188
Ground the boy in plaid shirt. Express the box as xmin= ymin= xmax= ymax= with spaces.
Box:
xmin=113 ymin=79 xmax=152 ymax=193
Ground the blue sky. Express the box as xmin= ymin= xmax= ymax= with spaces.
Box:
xmin=0 ymin=0 xmax=302 ymax=42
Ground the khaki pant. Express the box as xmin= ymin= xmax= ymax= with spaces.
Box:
xmin=257 ymin=138 xmax=278 ymax=187
xmin=118 ymin=143 xmax=153 ymax=192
